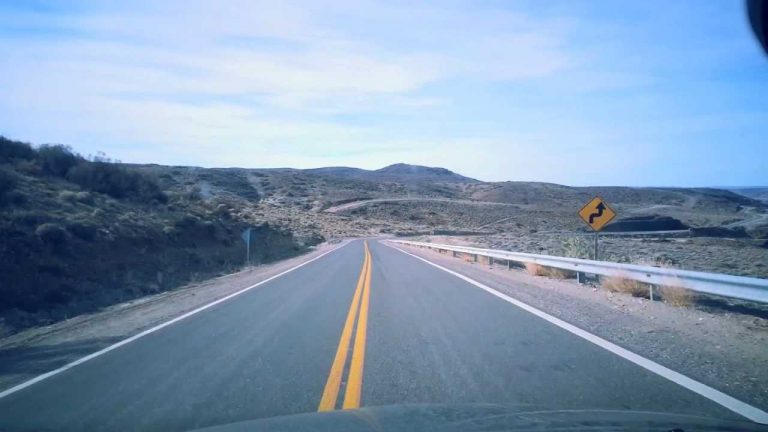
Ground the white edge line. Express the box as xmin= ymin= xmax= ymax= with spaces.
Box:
xmin=0 ymin=241 xmax=350 ymax=400
xmin=383 ymin=241 xmax=768 ymax=425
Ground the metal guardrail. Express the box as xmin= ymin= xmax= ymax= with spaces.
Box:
xmin=388 ymin=240 xmax=768 ymax=303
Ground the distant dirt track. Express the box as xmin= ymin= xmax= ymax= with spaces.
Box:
xmin=324 ymin=198 xmax=518 ymax=213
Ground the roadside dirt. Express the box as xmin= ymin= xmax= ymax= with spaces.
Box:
xmin=389 ymin=242 xmax=768 ymax=412
xmin=0 ymin=240 xmax=348 ymax=392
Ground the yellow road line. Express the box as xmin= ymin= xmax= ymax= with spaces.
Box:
xmin=343 ymin=243 xmax=372 ymax=409
xmin=317 ymin=242 xmax=369 ymax=411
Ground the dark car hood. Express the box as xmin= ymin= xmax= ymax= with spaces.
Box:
xmin=193 ymin=403 xmax=768 ymax=431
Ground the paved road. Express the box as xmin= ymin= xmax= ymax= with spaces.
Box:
xmin=0 ymin=240 xmax=751 ymax=431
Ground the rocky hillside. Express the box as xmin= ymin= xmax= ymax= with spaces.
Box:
xmin=138 ymin=161 xmax=767 ymax=239
xmin=0 ymin=138 xmax=315 ymax=334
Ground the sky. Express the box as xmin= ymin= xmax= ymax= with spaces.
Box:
xmin=1 ymin=0 xmax=766 ymax=186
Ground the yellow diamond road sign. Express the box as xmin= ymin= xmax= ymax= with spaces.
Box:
xmin=578 ymin=196 xmax=616 ymax=231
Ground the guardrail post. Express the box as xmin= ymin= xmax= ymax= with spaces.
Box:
xmin=507 ymin=260 xmax=512 ymax=270
xmin=649 ymin=285 xmax=654 ymax=301
xmin=473 ymin=254 xmax=478 ymax=263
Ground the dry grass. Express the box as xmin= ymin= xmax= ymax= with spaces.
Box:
xmin=658 ymin=278 xmax=696 ymax=307
xmin=546 ymin=267 xmax=575 ymax=279
xmin=525 ymin=263 xmax=546 ymax=276
xmin=524 ymin=263 xmax=574 ymax=279
xmin=602 ymin=274 xmax=650 ymax=298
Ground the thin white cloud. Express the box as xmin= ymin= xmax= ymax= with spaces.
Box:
xmin=2 ymin=1 xmax=764 ymax=186
xmin=0 ymin=0 xmax=575 ymax=171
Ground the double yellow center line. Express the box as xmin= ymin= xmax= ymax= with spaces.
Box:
xmin=318 ymin=241 xmax=372 ymax=411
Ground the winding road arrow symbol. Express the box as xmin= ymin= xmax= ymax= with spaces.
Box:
xmin=588 ymin=202 xmax=606 ymax=224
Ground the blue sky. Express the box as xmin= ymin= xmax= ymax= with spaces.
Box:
xmin=1 ymin=0 xmax=766 ymax=186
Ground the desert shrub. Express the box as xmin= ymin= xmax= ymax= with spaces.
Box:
xmin=12 ymin=210 xmax=49 ymax=226
xmin=0 ymin=136 xmax=36 ymax=161
xmin=74 ymin=191 xmax=94 ymax=205
xmin=36 ymin=223 xmax=67 ymax=245
xmin=602 ymin=274 xmax=650 ymax=297
xmin=524 ymin=262 xmax=574 ymax=279
xmin=66 ymin=221 xmax=98 ymax=241
xmin=605 ymin=254 xmax=632 ymax=264
xmin=524 ymin=263 xmax=545 ymax=276
xmin=59 ymin=190 xmax=93 ymax=205
xmin=6 ymin=190 xmax=27 ymax=205
xmin=0 ymin=167 xmax=17 ymax=198
xmin=200 ymin=220 xmax=216 ymax=235
xmin=561 ymin=236 xmax=593 ymax=259
xmin=38 ymin=144 xmax=81 ymax=176
xmin=171 ymin=186 xmax=202 ymax=202
xmin=162 ymin=225 xmax=179 ymax=238
xmin=173 ymin=213 xmax=201 ymax=229
xmin=67 ymin=162 xmax=166 ymax=202
xmin=658 ymin=281 xmax=695 ymax=307
xmin=59 ymin=190 xmax=79 ymax=203
xmin=14 ymin=159 xmax=42 ymax=175
xmin=215 ymin=203 xmax=231 ymax=218
xmin=652 ymin=254 xmax=679 ymax=267
xmin=545 ymin=267 xmax=575 ymax=279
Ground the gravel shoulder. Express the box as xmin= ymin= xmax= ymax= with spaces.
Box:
xmin=388 ymin=242 xmax=768 ymax=412
xmin=0 ymin=240 xmax=349 ymax=392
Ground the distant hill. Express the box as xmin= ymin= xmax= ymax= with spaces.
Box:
xmin=373 ymin=163 xmax=478 ymax=183
xmin=730 ymin=187 xmax=768 ymax=203
xmin=468 ymin=182 xmax=765 ymax=210
xmin=303 ymin=167 xmax=369 ymax=178
xmin=306 ymin=163 xmax=478 ymax=184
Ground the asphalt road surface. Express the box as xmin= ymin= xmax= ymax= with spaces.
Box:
xmin=0 ymin=239 xmax=756 ymax=431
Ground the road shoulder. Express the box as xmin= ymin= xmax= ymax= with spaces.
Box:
xmin=386 ymin=241 xmax=768 ymax=413
xmin=0 ymin=240 xmax=349 ymax=392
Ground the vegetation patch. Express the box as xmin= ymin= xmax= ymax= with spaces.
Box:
xmin=602 ymin=274 xmax=651 ymax=298
xmin=524 ymin=262 xmax=574 ymax=279
xmin=658 ymin=279 xmax=696 ymax=307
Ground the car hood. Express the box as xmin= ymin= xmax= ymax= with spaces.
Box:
xmin=192 ymin=403 xmax=768 ymax=431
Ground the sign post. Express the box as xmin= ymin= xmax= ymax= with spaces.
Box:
xmin=241 ymin=228 xmax=251 ymax=266
xmin=578 ymin=196 xmax=617 ymax=262
xmin=594 ymin=231 xmax=599 ymax=261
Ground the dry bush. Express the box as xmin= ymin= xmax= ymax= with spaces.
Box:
xmin=561 ymin=236 xmax=593 ymax=259
xmin=602 ymin=274 xmax=650 ymax=297
xmin=544 ymin=267 xmax=576 ymax=279
xmin=524 ymin=263 xmax=574 ymax=279
xmin=658 ymin=279 xmax=695 ymax=307
xmin=461 ymin=253 xmax=476 ymax=263
xmin=525 ymin=262 xmax=546 ymax=276
xmin=59 ymin=190 xmax=78 ymax=203
xmin=35 ymin=222 xmax=67 ymax=245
